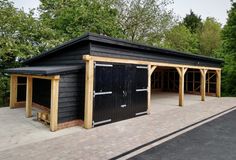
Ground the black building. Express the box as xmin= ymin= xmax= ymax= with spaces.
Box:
xmin=5 ymin=33 xmax=223 ymax=131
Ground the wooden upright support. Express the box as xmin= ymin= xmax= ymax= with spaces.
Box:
xmin=150 ymin=65 xmax=157 ymax=75
xmin=50 ymin=78 xmax=59 ymax=132
xmin=84 ymin=58 xmax=94 ymax=129
xmin=10 ymin=75 xmax=17 ymax=108
xmin=147 ymin=65 xmax=157 ymax=114
xmin=26 ymin=76 xmax=32 ymax=117
xmin=216 ymin=70 xmax=221 ymax=97
xmin=176 ymin=67 xmax=187 ymax=106
xmin=200 ymin=69 xmax=207 ymax=101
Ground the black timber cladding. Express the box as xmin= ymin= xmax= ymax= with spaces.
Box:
xmin=17 ymin=77 xmax=26 ymax=102
xmin=23 ymin=32 xmax=223 ymax=68
xmin=33 ymin=79 xmax=51 ymax=107
xmin=58 ymin=69 xmax=85 ymax=123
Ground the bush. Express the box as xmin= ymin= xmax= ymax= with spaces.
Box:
xmin=0 ymin=76 xmax=10 ymax=107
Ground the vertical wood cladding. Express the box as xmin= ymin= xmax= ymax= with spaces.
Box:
xmin=33 ymin=79 xmax=51 ymax=108
xmin=58 ymin=69 xmax=85 ymax=123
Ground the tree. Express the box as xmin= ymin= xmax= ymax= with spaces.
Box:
xmin=39 ymin=0 xmax=123 ymax=40
xmin=163 ymin=24 xmax=199 ymax=54
xmin=116 ymin=0 xmax=176 ymax=45
xmin=0 ymin=0 xmax=58 ymax=106
xmin=198 ymin=17 xmax=222 ymax=56
xmin=183 ymin=10 xmax=202 ymax=33
xmin=221 ymin=0 xmax=236 ymax=96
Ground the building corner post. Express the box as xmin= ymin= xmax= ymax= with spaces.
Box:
xmin=10 ymin=75 xmax=18 ymax=108
xmin=216 ymin=70 xmax=221 ymax=97
xmin=84 ymin=56 xmax=94 ymax=129
xmin=147 ymin=65 xmax=151 ymax=114
xmin=50 ymin=77 xmax=60 ymax=132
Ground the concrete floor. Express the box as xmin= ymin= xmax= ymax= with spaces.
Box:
xmin=0 ymin=93 xmax=236 ymax=160
xmin=152 ymin=92 xmax=217 ymax=113
xmin=0 ymin=107 xmax=83 ymax=151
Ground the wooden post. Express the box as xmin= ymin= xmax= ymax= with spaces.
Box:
xmin=10 ymin=75 xmax=17 ymax=108
xmin=50 ymin=78 xmax=59 ymax=132
xmin=200 ymin=69 xmax=207 ymax=101
xmin=147 ymin=65 xmax=157 ymax=114
xmin=84 ymin=58 xmax=94 ymax=129
xmin=216 ymin=70 xmax=221 ymax=97
xmin=147 ymin=65 xmax=151 ymax=114
xmin=26 ymin=76 xmax=32 ymax=117
xmin=176 ymin=67 xmax=187 ymax=106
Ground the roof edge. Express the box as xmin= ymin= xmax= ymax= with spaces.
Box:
xmin=88 ymin=33 xmax=224 ymax=63
xmin=24 ymin=33 xmax=91 ymax=64
xmin=24 ymin=32 xmax=224 ymax=65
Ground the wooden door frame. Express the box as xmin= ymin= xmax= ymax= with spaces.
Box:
xmin=83 ymin=55 xmax=221 ymax=129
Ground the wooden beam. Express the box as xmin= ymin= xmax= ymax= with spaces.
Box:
xmin=84 ymin=59 xmax=94 ymax=129
xmin=176 ymin=67 xmax=187 ymax=106
xmin=12 ymin=74 xmax=60 ymax=80
xmin=10 ymin=75 xmax=17 ymax=108
xmin=183 ymin=68 xmax=188 ymax=75
xmin=200 ymin=69 xmax=207 ymax=101
xmin=216 ymin=70 xmax=221 ymax=97
xmin=147 ymin=65 xmax=151 ymax=114
xmin=26 ymin=76 xmax=32 ymax=117
xmin=50 ymin=78 xmax=59 ymax=132
xmin=83 ymin=55 xmax=221 ymax=71
xmin=150 ymin=65 xmax=157 ymax=75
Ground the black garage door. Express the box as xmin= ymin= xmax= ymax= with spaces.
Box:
xmin=93 ymin=62 xmax=148 ymax=127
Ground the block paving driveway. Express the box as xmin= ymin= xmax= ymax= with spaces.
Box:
xmin=0 ymin=93 xmax=236 ymax=160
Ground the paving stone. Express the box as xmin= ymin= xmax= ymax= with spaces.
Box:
xmin=0 ymin=93 xmax=235 ymax=160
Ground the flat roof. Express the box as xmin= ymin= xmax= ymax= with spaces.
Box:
xmin=24 ymin=33 xmax=224 ymax=65
xmin=5 ymin=66 xmax=83 ymax=76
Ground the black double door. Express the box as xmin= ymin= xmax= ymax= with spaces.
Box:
xmin=93 ymin=62 xmax=148 ymax=127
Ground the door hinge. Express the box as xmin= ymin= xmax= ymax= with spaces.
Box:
xmin=136 ymin=88 xmax=148 ymax=92
xmin=93 ymin=91 xmax=112 ymax=97
xmin=136 ymin=66 xmax=148 ymax=69
xmin=94 ymin=63 xmax=113 ymax=68
xmin=92 ymin=119 xmax=112 ymax=127
xmin=135 ymin=111 xmax=148 ymax=116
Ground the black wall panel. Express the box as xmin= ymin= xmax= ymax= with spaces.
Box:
xmin=33 ymin=79 xmax=51 ymax=107
xmin=90 ymin=42 xmax=221 ymax=68
xmin=58 ymin=69 xmax=85 ymax=123
xmin=17 ymin=77 xmax=26 ymax=101
xmin=29 ymin=43 xmax=89 ymax=66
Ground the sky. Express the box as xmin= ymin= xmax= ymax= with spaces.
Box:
xmin=11 ymin=0 xmax=232 ymax=25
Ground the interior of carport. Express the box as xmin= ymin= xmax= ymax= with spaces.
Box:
xmin=151 ymin=67 xmax=218 ymax=98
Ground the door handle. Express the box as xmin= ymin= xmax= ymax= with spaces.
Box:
xmin=121 ymin=104 xmax=127 ymax=108
xmin=123 ymin=90 xmax=127 ymax=96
